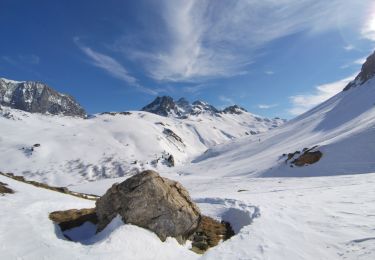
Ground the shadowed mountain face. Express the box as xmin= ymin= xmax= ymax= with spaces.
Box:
xmin=0 ymin=78 xmax=86 ymax=117
xmin=344 ymin=51 xmax=375 ymax=91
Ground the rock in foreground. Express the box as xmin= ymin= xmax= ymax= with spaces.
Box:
xmin=95 ymin=170 xmax=201 ymax=242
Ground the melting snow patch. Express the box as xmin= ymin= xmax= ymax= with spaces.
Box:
xmin=59 ymin=215 xmax=124 ymax=245
xmin=195 ymin=197 xmax=260 ymax=234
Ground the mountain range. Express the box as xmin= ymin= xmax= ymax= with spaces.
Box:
xmin=1 ymin=50 xmax=375 ymax=260
xmin=0 ymin=79 xmax=285 ymax=185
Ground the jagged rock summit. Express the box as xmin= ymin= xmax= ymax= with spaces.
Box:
xmin=141 ymin=96 xmax=220 ymax=117
xmin=95 ymin=170 xmax=201 ymax=242
xmin=344 ymin=50 xmax=375 ymax=91
xmin=0 ymin=78 xmax=86 ymax=117
xmin=222 ymin=105 xmax=248 ymax=115
xmin=142 ymin=96 xmax=253 ymax=117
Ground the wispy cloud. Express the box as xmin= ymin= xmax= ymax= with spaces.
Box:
xmin=182 ymin=83 xmax=211 ymax=94
xmin=265 ymin=71 xmax=275 ymax=75
xmin=341 ymin=56 xmax=367 ymax=69
xmin=288 ymin=75 xmax=356 ymax=116
xmin=219 ymin=95 xmax=234 ymax=106
xmin=116 ymin=0 xmax=371 ymax=83
xmin=354 ymin=57 xmax=367 ymax=65
xmin=2 ymin=54 xmax=40 ymax=65
xmin=75 ymin=38 xmax=157 ymax=95
xmin=258 ymin=104 xmax=278 ymax=109
xmin=361 ymin=4 xmax=375 ymax=41
xmin=343 ymin=44 xmax=355 ymax=51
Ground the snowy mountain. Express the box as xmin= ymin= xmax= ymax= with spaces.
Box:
xmin=182 ymin=51 xmax=375 ymax=179
xmin=142 ymin=96 xmax=280 ymax=120
xmin=2 ymin=51 xmax=375 ymax=259
xmin=141 ymin=96 xmax=218 ymax=117
xmin=0 ymin=98 xmax=284 ymax=185
xmin=0 ymin=78 xmax=86 ymax=117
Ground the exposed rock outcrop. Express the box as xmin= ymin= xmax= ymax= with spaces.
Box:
xmin=0 ymin=181 xmax=14 ymax=195
xmin=292 ymin=151 xmax=323 ymax=166
xmin=344 ymin=50 xmax=375 ymax=91
xmin=95 ymin=170 xmax=201 ymax=242
xmin=49 ymin=208 xmax=97 ymax=232
xmin=222 ymin=105 xmax=247 ymax=115
xmin=100 ymin=111 xmax=131 ymax=116
xmin=284 ymin=146 xmax=323 ymax=167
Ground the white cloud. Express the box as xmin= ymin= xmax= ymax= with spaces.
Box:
xmin=354 ymin=57 xmax=367 ymax=65
xmin=361 ymin=8 xmax=375 ymax=41
xmin=2 ymin=54 xmax=40 ymax=65
xmin=117 ymin=0 xmax=372 ymax=82
xmin=344 ymin=44 xmax=355 ymax=51
xmin=288 ymin=75 xmax=356 ymax=116
xmin=182 ymin=83 xmax=210 ymax=94
xmin=219 ymin=96 xmax=234 ymax=106
xmin=265 ymin=71 xmax=275 ymax=75
xmin=341 ymin=56 xmax=367 ymax=69
xmin=258 ymin=104 xmax=278 ymax=109
xmin=75 ymin=39 xmax=157 ymax=95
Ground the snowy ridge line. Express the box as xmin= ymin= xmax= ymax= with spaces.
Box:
xmin=0 ymin=172 xmax=99 ymax=200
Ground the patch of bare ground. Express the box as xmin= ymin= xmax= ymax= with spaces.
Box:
xmin=0 ymin=172 xmax=99 ymax=200
xmin=0 ymin=181 xmax=14 ymax=195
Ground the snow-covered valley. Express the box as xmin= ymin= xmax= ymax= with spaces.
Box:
xmin=2 ymin=171 xmax=374 ymax=260
xmin=0 ymin=96 xmax=284 ymax=186
xmin=2 ymin=51 xmax=375 ymax=259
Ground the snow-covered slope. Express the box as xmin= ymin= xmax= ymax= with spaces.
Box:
xmin=0 ymin=104 xmax=284 ymax=186
xmin=3 ymin=165 xmax=374 ymax=260
xmin=0 ymin=174 xmax=197 ymax=260
xmin=183 ymin=66 xmax=375 ymax=178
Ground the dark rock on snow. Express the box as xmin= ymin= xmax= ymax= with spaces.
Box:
xmin=292 ymin=150 xmax=323 ymax=167
xmin=49 ymin=208 xmax=97 ymax=232
xmin=0 ymin=181 xmax=14 ymax=195
xmin=95 ymin=170 xmax=201 ymax=242
xmin=344 ymin=50 xmax=375 ymax=91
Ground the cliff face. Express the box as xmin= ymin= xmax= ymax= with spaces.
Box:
xmin=343 ymin=50 xmax=375 ymax=91
xmin=0 ymin=78 xmax=86 ymax=117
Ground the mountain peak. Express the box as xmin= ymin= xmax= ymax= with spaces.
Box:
xmin=344 ymin=50 xmax=375 ymax=91
xmin=222 ymin=105 xmax=248 ymax=115
xmin=0 ymin=78 xmax=86 ymax=117
xmin=141 ymin=96 xmax=179 ymax=117
xmin=142 ymin=96 xmax=222 ymax=117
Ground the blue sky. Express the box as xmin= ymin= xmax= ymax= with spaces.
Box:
xmin=1 ymin=0 xmax=375 ymax=118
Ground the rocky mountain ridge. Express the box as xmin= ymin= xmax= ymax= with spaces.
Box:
xmin=0 ymin=78 xmax=86 ymax=117
xmin=142 ymin=96 xmax=277 ymax=119
xmin=344 ymin=50 xmax=375 ymax=91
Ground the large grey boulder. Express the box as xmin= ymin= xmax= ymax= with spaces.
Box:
xmin=95 ymin=170 xmax=201 ymax=242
